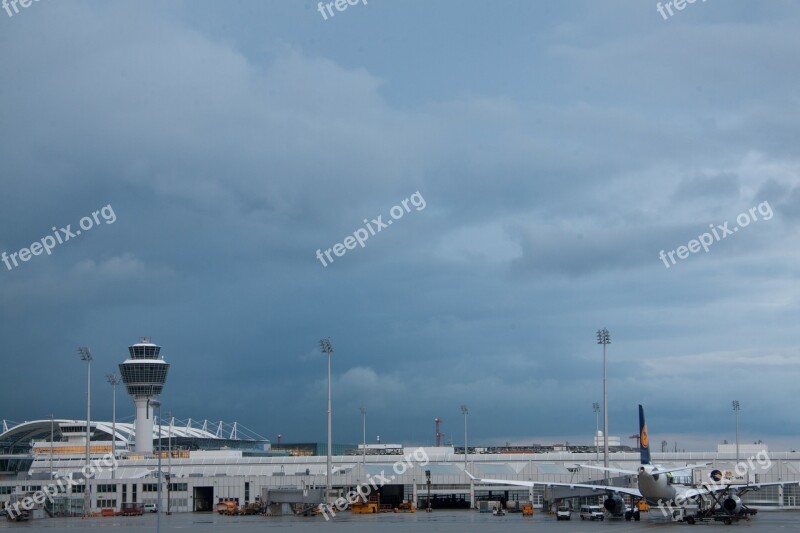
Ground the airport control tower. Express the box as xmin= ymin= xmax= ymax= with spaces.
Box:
xmin=118 ymin=337 xmax=170 ymax=454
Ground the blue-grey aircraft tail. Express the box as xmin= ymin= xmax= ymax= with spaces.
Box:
xmin=639 ymin=404 xmax=651 ymax=465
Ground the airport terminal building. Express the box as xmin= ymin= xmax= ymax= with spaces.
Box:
xmin=2 ymin=421 xmax=800 ymax=515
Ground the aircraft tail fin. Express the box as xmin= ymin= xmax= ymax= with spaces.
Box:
xmin=639 ymin=404 xmax=651 ymax=465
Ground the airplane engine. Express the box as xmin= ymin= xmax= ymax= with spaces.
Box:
xmin=722 ymin=495 xmax=742 ymax=514
xmin=603 ymin=494 xmax=625 ymax=515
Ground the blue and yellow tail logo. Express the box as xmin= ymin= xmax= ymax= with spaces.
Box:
xmin=638 ymin=404 xmax=652 ymax=465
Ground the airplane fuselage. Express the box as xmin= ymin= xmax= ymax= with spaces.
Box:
xmin=638 ymin=467 xmax=678 ymax=504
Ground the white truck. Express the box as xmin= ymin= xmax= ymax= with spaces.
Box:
xmin=556 ymin=504 xmax=571 ymax=520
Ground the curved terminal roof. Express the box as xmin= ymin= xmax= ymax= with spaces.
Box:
xmin=0 ymin=418 xmax=268 ymax=454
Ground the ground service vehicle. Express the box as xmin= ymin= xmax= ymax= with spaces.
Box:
xmin=556 ymin=504 xmax=571 ymax=520
xmin=580 ymin=505 xmax=604 ymax=520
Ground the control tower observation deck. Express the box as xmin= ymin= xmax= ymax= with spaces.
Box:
xmin=118 ymin=337 xmax=170 ymax=454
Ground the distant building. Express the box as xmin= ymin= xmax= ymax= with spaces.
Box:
xmin=270 ymin=442 xmax=355 ymax=457
xmin=353 ymin=443 xmax=404 ymax=455
xmin=717 ymin=443 xmax=768 ymax=455
xmin=594 ymin=432 xmax=621 ymax=448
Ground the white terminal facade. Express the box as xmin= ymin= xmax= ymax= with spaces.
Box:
xmin=1 ymin=339 xmax=799 ymax=515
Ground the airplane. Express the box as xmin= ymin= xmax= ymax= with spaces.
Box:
xmin=470 ymin=405 xmax=798 ymax=523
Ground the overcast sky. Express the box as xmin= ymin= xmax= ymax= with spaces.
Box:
xmin=1 ymin=0 xmax=799 ymax=452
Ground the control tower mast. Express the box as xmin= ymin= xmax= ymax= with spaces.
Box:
xmin=119 ymin=337 xmax=170 ymax=454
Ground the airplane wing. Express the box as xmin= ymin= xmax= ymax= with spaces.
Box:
xmin=474 ymin=476 xmax=643 ymax=498
xmin=576 ymin=463 xmax=711 ymax=476
xmin=653 ymin=463 xmax=711 ymax=474
xmin=702 ymin=480 xmax=798 ymax=495
xmin=732 ymin=481 xmax=800 ymax=496
xmin=575 ymin=464 xmax=639 ymax=475
xmin=677 ymin=480 xmax=800 ymax=501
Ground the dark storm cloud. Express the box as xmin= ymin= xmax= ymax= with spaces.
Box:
xmin=1 ymin=0 xmax=799 ymax=450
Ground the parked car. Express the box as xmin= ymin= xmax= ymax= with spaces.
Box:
xmin=580 ymin=505 xmax=604 ymax=520
xmin=143 ymin=503 xmax=158 ymax=513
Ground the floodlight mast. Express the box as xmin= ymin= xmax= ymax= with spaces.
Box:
xmin=592 ymin=401 xmax=600 ymax=462
xmin=732 ymin=400 xmax=741 ymax=464
xmin=319 ymin=338 xmax=333 ymax=497
xmin=106 ymin=373 xmax=120 ymax=479
xmin=461 ymin=405 xmax=471 ymax=509
xmin=596 ymin=328 xmax=611 ymax=480
xmin=151 ymin=400 xmax=162 ymax=533
xmin=460 ymin=405 xmax=468 ymax=472
xmin=360 ymin=407 xmax=367 ymax=467
xmin=49 ymin=414 xmax=54 ymax=478
xmin=77 ymin=347 xmax=93 ymax=516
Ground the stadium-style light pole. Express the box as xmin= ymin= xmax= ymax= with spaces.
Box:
xmin=732 ymin=400 xmax=741 ymax=464
xmin=360 ymin=407 xmax=367 ymax=467
xmin=461 ymin=404 xmax=471 ymax=509
xmin=49 ymin=414 xmax=54 ymax=478
xmin=460 ymin=405 xmax=468 ymax=472
xmin=151 ymin=400 xmax=162 ymax=533
xmin=320 ymin=338 xmax=334 ymax=498
xmin=167 ymin=412 xmax=172 ymax=515
xmin=77 ymin=346 xmax=93 ymax=516
xmin=106 ymin=373 xmax=120 ymax=480
xmin=596 ymin=329 xmax=611 ymax=480
xmin=592 ymin=401 xmax=600 ymax=462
